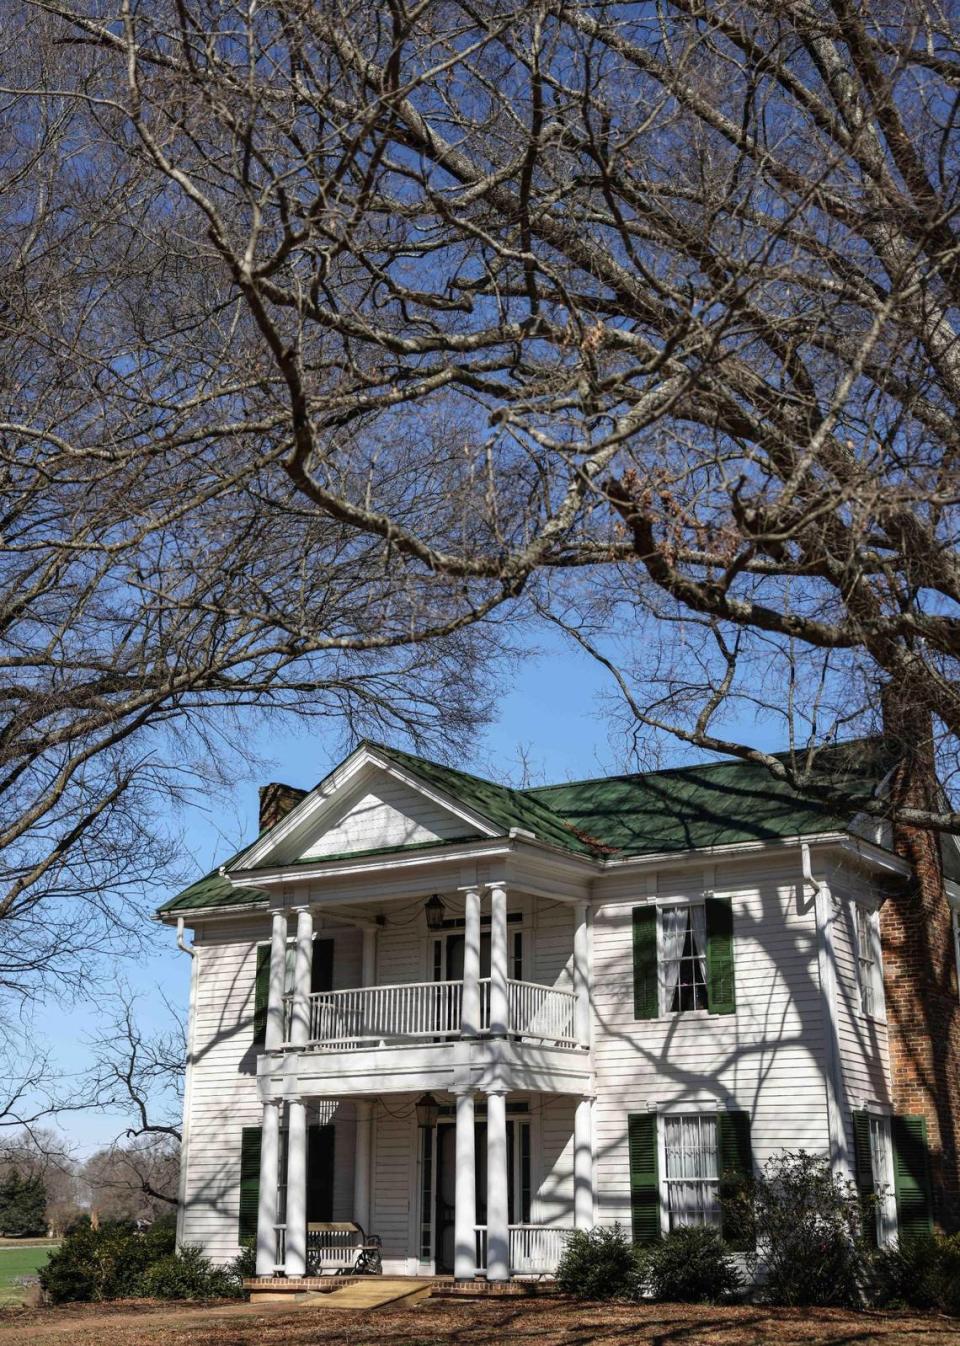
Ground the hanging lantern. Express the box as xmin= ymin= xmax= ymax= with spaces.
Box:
xmin=423 ymin=893 xmax=446 ymax=930
xmin=415 ymin=1093 xmax=440 ymax=1129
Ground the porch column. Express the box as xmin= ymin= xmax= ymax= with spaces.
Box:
xmin=485 ymin=1089 xmax=510 ymax=1281
xmin=574 ymin=1095 xmax=595 ymax=1230
xmin=453 ymin=1088 xmax=477 ymax=1279
xmin=573 ymin=900 xmax=591 ymax=1049
xmin=460 ymin=887 xmax=482 ymax=1037
xmin=488 ymin=883 xmax=508 ymax=1038
xmin=285 ymin=1099 xmax=307 ymax=1277
xmin=361 ymin=927 xmax=377 ymax=986
xmin=265 ymin=910 xmax=287 ymax=1051
xmin=255 ymin=1099 xmax=282 ymax=1276
xmin=354 ymin=1101 xmax=372 ymax=1233
xmin=290 ymin=907 xmax=313 ymax=1048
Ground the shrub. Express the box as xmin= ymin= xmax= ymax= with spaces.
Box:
xmin=641 ymin=1226 xmax=742 ymax=1303
xmin=40 ymin=1219 xmax=154 ymax=1302
xmin=139 ymin=1245 xmax=243 ymax=1301
xmin=232 ymin=1243 xmax=257 ymax=1280
xmin=749 ymin=1151 xmax=870 ymax=1307
xmin=872 ymin=1232 xmax=960 ymax=1316
xmin=555 ymin=1224 xmax=640 ymax=1300
xmin=38 ymin=1215 xmax=238 ymax=1305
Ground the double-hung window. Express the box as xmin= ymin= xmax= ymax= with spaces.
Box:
xmin=660 ymin=904 xmax=709 ymax=1013
xmin=855 ymin=903 xmax=884 ymax=1019
xmin=632 ymin=897 xmax=736 ymax=1019
xmin=854 ymin=1110 xmax=902 ymax=1247
xmin=662 ymin=1114 xmax=721 ymax=1230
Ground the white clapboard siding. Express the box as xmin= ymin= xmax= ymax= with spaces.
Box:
xmin=179 ymin=919 xmax=359 ymax=1262
xmin=370 ymin=1103 xmax=416 ymax=1272
xmin=590 ymin=859 xmax=831 ymax=1228
xmin=535 ymin=1097 xmax=576 ymax=1227
xmin=827 ymin=861 xmax=892 ymax=1155
xmin=532 ymin=899 xmax=575 ymax=990
xmin=300 ymin=773 xmax=475 ymax=860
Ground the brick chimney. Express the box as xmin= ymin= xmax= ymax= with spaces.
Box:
xmin=879 ymin=685 xmax=960 ymax=1230
xmin=258 ymin=781 xmax=307 ymax=834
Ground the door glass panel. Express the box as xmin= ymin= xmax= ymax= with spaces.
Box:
xmin=445 ymin=933 xmax=491 ymax=979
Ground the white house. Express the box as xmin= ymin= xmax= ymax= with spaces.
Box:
xmin=160 ymin=739 xmax=957 ymax=1285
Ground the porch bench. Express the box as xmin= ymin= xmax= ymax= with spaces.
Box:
xmin=306 ymin=1221 xmax=382 ymax=1275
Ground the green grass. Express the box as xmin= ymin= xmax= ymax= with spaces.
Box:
xmin=0 ymin=1243 xmax=58 ymax=1306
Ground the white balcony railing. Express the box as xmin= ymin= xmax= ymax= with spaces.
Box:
xmin=508 ymin=978 xmax=576 ymax=1045
xmin=282 ymin=978 xmax=578 ymax=1049
xmin=475 ymin=1224 xmax=573 ymax=1275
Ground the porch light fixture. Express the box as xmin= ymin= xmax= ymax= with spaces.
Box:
xmin=415 ymin=1093 xmax=440 ymax=1129
xmin=423 ymin=893 xmax=446 ymax=930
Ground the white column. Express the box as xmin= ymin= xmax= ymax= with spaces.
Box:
xmin=574 ymin=1095 xmax=595 ymax=1230
xmin=489 ymin=883 xmax=508 ymax=1038
xmin=255 ymin=1100 xmax=281 ymax=1276
xmin=265 ymin=910 xmax=287 ymax=1051
xmin=285 ymin=1099 xmax=307 ymax=1277
xmin=460 ymin=887 xmax=482 ymax=1037
xmin=354 ymin=1101 xmax=372 ymax=1233
xmin=290 ymin=908 xmax=313 ymax=1048
xmin=573 ymin=899 xmax=591 ymax=1049
xmin=361 ymin=928 xmax=377 ymax=986
xmin=485 ymin=1089 xmax=509 ymax=1281
xmin=453 ymin=1089 xmax=476 ymax=1279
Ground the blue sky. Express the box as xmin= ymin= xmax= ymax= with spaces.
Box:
xmin=35 ymin=631 xmax=774 ymax=1154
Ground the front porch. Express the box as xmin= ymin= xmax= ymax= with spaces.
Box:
xmin=254 ymin=1089 xmax=591 ymax=1283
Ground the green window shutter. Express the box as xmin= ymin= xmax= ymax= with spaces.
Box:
xmin=705 ymin=897 xmax=736 ymax=1015
xmin=717 ymin=1110 xmax=754 ymax=1250
xmin=628 ymin=1113 xmax=660 ymax=1244
xmin=311 ymin=939 xmax=334 ymax=994
xmin=307 ymin=1124 xmax=336 ymax=1223
xmin=253 ymin=944 xmax=271 ymax=1045
xmin=892 ymin=1114 xmax=933 ymax=1241
xmin=632 ymin=906 xmax=659 ymax=1019
xmin=238 ymin=1126 xmax=262 ymax=1246
xmin=852 ymin=1111 xmax=878 ymax=1248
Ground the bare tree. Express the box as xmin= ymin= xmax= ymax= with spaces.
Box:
xmin=82 ymin=1137 xmax=179 ymax=1223
xmin=27 ymin=0 xmax=960 ymax=828
xmin=0 ymin=1126 xmax=81 ymax=1234
xmin=0 ymin=3 xmax=516 ymax=1012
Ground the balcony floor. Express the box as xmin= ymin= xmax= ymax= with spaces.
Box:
xmin=258 ymin=1034 xmax=592 ymax=1100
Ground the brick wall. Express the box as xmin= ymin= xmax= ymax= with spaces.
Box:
xmin=258 ymin=781 xmax=307 ymax=833
xmin=879 ymin=699 xmax=960 ymax=1231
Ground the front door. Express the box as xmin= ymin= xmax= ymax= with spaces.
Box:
xmin=432 ymin=1117 xmax=528 ymax=1273
xmin=444 ymin=932 xmax=491 ymax=980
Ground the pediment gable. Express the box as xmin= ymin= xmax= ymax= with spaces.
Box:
xmin=230 ymin=746 xmax=498 ymax=871
xmin=298 ymin=777 xmax=479 ymax=860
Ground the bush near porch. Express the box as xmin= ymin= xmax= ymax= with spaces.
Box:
xmin=38 ymin=1219 xmax=245 ymax=1304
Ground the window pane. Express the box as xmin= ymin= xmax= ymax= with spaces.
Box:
xmin=857 ymin=906 xmax=875 ymax=1016
xmin=664 ymin=905 xmax=708 ymax=1014
xmin=663 ymin=1115 xmax=720 ymax=1230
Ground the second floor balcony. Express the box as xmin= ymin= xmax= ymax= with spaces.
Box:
xmin=281 ymin=976 xmax=579 ymax=1050
xmin=257 ymin=880 xmax=593 ymax=1099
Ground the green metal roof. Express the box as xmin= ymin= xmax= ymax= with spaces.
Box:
xmin=527 ymin=740 xmax=895 ymax=858
xmin=365 ymin=742 xmax=597 ymax=856
xmin=158 ymin=738 xmax=897 ymax=915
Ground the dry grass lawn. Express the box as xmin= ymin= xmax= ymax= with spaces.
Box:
xmin=0 ymin=1297 xmax=956 ymax=1346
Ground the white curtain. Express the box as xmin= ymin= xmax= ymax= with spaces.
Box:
xmin=665 ymin=1116 xmax=719 ymax=1229
xmin=660 ymin=907 xmax=688 ymax=1012
xmin=690 ymin=904 xmax=708 ymax=992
